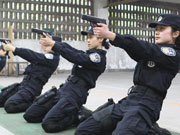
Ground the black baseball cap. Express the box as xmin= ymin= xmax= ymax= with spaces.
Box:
xmin=81 ymin=26 xmax=94 ymax=35
xmin=149 ymin=14 xmax=180 ymax=30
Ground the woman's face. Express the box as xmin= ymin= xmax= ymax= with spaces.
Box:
xmin=87 ymin=34 xmax=102 ymax=49
xmin=155 ymin=25 xmax=177 ymax=44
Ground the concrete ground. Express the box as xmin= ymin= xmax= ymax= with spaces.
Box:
xmin=0 ymin=71 xmax=180 ymax=134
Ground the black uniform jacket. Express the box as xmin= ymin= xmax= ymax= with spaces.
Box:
xmin=110 ymin=34 xmax=180 ymax=98
xmin=13 ymin=48 xmax=59 ymax=85
xmin=52 ymin=42 xmax=107 ymax=89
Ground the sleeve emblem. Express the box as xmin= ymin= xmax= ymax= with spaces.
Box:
xmin=89 ymin=53 xmax=101 ymax=63
xmin=45 ymin=53 xmax=54 ymax=59
xmin=161 ymin=47 xmax=176 ymax=56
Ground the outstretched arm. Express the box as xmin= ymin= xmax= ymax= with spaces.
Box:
xmin=3 ymin=42 xmax=56 ymax=65
xmin=40 ymin=34 xmax=102 ymax=68
xmin=93 ymin=23 xmax=179 ymax=70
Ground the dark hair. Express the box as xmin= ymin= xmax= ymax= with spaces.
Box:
xmin=102 ymin=39 xmax=110 ymax=49
xmin=172 ymin=26 xmax=180 ymax=46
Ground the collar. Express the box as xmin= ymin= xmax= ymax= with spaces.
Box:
xmin=158 ymin=44 xmax=177 ymax=48
xmin=86 ymin=49 xmax=107 ymax=55
xmin=48 ymin=52 xmax=59 ymax=56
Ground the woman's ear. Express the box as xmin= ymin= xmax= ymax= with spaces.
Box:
xmin=98 ymin=37 xmax=104 ymax=43
xmin=173 ymin=31 xmax=180 ymax=39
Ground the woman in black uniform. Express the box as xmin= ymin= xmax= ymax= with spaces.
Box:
xmin=0 ymin=38 xmax=60 ymax=113
xmin=23 ymin=25 xmax=109 ymax=133
xmin=75 ymin=14 xmax=180 ymax=135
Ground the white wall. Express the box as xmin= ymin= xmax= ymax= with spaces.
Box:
xmin=107 ymin=46 xmax=136 ymax=70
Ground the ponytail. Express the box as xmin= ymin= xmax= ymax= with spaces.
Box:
xmin=175 ymin=34 xmax=180 ymax=46
xmin=172 ymin=26 xmax=180 ymax=46
xmin=102 ymin=39 xmax=110 ymax=49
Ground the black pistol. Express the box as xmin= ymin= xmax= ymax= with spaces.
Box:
xmin=0 ymin=38 xmax=11 ymax=58
xmin=32 ymin=28 xmax=62 ymax=42
xmin=0 ymin=38 xmax=11 ymax=44
xmin=82 ymin=14 xmax=106 ymax=27
xmin=32 ymin=28 xmax=52 ymax=36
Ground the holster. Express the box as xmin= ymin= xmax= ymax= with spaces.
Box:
xmin=92 ymin=104 xmax=115 ymax=131
xmin=92 ymin=98 xmax=115 ymax=131
xmin=34 ymin=86 xmax=57 ymax=105
xmin=93 ymin=98 xmax=115 ymax=113
xmin=0 ymin=83 xmax=20 ymax=107
xmin=1 ymin=83 xmax=19 ymax=98
xmin=76 ymin=98 xmax=115 ymax=125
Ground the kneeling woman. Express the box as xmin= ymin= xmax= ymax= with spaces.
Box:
xmin=1 ymin=39 xmax=60 ymax=112
xmin=23 ymin=26 xmax=109 ymax=133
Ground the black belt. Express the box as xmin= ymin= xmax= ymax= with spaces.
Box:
xmin=67 ymin=75 xmax=89 ymax=89
xmin=24 ymin=75 xmax=44 ymax=85
xmin=129 ymin=85 xmax=164 ymax=101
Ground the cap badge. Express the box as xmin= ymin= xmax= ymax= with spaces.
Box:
xmin=158 ymin=16 xmax=163 ymax=22
xmin=88 ymin=26 xmax=92 ymax=30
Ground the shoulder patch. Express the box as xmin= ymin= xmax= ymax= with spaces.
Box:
xmin=45 ymin=53 xmax=54 ymax=60
xmin=89 ymin=53 xmax=101 ymax=63
xmin=161 ymin=47 xmax=176 ymax=56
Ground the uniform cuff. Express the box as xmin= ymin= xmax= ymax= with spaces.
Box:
xmin=13 ymin=48 xmax=20 ymax=55
xmin=52 ymin=42 xmax=62 ymax=52
xmin=52 ymin=36 xmax=62 ymax=42
xmin=109 ymin=33 xmax=124 ymax=47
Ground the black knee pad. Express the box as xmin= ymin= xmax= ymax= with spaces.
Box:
xmin=4 ymin=101 xmax=31 ymax=113
xmin=42 ymin=121 xmax=61 ymax=133
xmin=24 ymin=103 xmax=48 ymax=123
xmin=4 ymin=103 xmax=18 ymax=113
xmin=74 ymin=129 xmax=87 ymax=135
xmin=23 ymin=113 xmax=44 ymax=123
xmin=42 ymin=114 xmax=77 ymax=133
